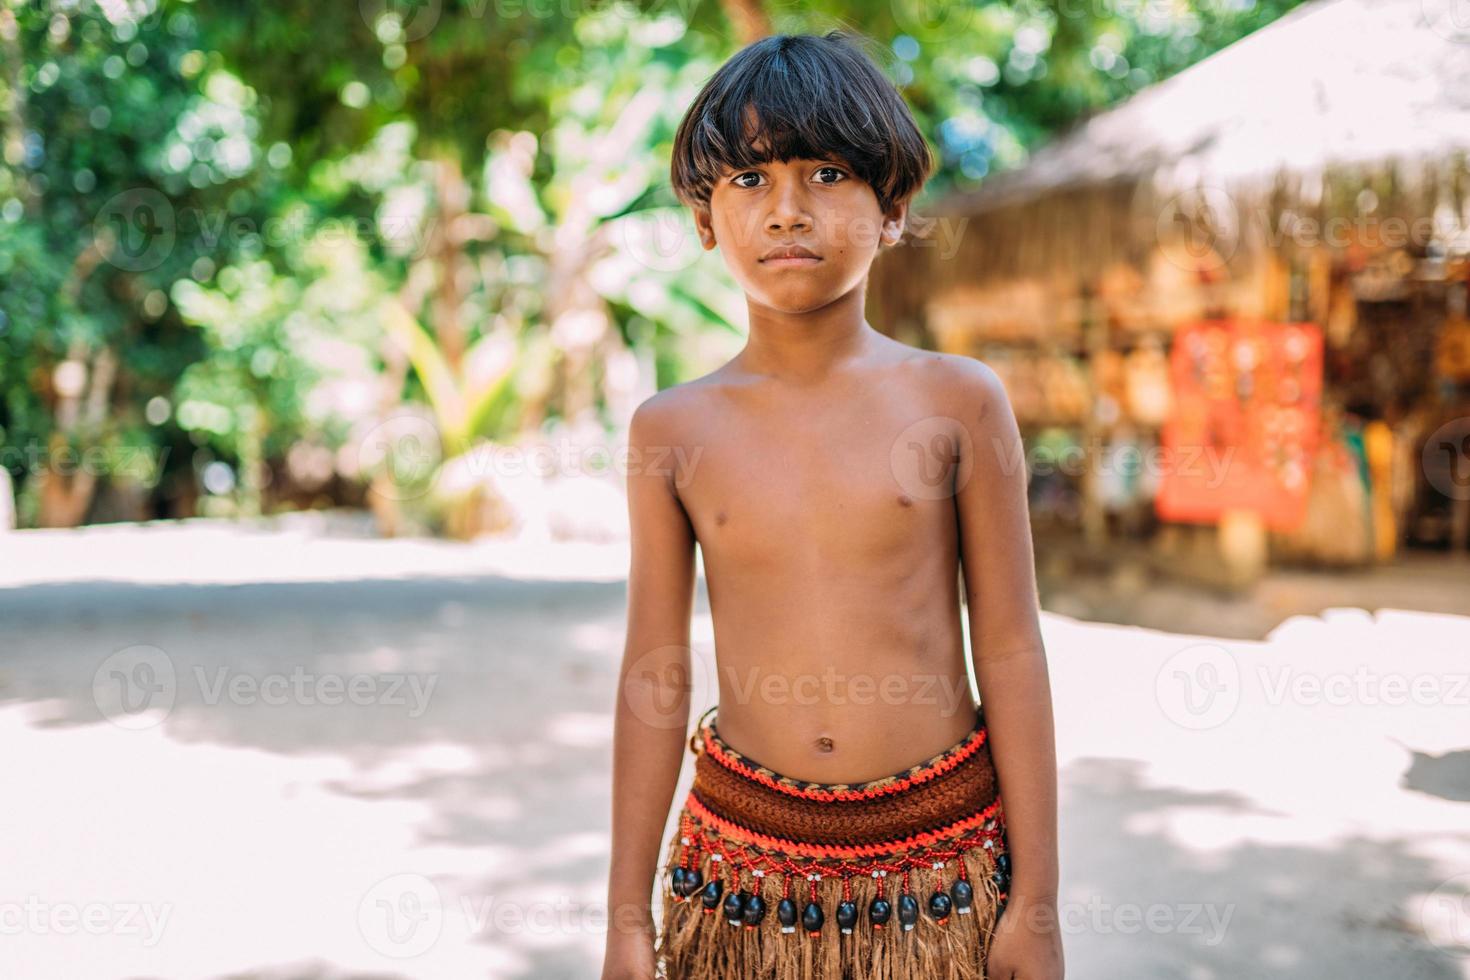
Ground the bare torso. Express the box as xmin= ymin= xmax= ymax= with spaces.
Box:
xmin=666 ymin=334 xmax=980 ymax=783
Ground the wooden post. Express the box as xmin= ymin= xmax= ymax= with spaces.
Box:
xmin=1218 ymin=507 xmax=1267 ymax=588
xmin=1080 ymin=280 xmax=1108 ymax=550
xmin=0 ymin=467 xmax=14 ymax=531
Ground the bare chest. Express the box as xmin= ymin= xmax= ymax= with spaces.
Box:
xmin=676 ymin=406 xmax=964 ymax=569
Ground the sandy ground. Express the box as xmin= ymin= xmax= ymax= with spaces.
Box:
xmin=1 ymin=516 xmax=1467 ymax=979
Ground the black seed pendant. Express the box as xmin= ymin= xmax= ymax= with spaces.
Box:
xmin=836 ymin=899 xmax=858 ymax=934
xmin=700 ymin=879 xmax=723 ymax=911
xmin=671 ymin=867 xmax=687 ymax=898
xmin=868 ymin=897 xmax=892 ymax=928
xmin=682 ymin=866 xmax=703 ymax=897
xmin=801 ymin=900 xmax=824 ymax=935
xmin=991 ymin=870 xmax=1009 ymax=890
xmin=996 ymin=853 xmax=1011 ymax=875
xmin=898 ymin=893 xmax=919 ymax=930
xmin=950 ymin=878 xmax=974 ymax=914
xmin=928 ymin=890 xmax=952 ymax=921
xmin=777 ymin=897 xmax=799 ymax=934
xmin=722 ymin=889 xmax=745 ymax=925
xmin=743 ymin=893 xmax=767 ymax=927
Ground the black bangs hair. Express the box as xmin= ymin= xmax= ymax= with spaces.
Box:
xmin=669 ymin=30 xmax=933 ymax=218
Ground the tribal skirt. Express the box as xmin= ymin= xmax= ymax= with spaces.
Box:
xmin=654 ymin=704 xmax=1011 ymax=979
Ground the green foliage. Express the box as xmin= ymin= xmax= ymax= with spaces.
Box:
xmin=847 ymin=0 xmax=1311 ymax=194
xmin=1 ymin=0 xmax=1308 ymax=526
xmin=0 ymin=0 xmax=247 ymax=511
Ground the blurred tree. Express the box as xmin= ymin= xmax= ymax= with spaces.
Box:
xmin=875 ymin=0 xmax=1310 ymax=192
xmin=0 ymin=0 xmax=248 ymax=525
xmin=191 ymin=0 xmax=1310 ymax=419
xmin=168 ymin=228 xmax=389 ymax=516
xmin=1 ymin=0 xmax=1309 ymax=530
xmin=187 ymin=4 xmax=754 ymax=533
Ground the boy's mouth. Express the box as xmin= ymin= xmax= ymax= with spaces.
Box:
xmin=759 ymin=244 xmax=822 ymax=268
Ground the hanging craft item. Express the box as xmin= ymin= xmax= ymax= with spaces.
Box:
xmin=1273 ymin=413 xmax=1374 ymax=566
xmin=1436 ymin=282 xmax=1470 ymax=381
xmin=1123 ymin=341 xmax=1172 ymax=428
xmin=656 ymin=705 xmax=1010 ymax=979
xmin=1154 ymin=319 xmax=1324 ymax=531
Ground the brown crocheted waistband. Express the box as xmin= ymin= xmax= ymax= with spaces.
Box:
xmin=685 ymin=705 xmax=1000 ymax=858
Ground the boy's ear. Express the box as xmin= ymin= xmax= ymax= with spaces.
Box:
xmin=880 ymin=200 xmax=909 ymax=248
xmin=693 ymin=205 xmax=717 ymax=250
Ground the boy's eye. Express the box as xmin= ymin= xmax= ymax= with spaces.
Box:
xmin=728 ymin=165 xmax=847 ymax=189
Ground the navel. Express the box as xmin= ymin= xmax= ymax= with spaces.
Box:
xmin=896 ymin=494 xmax=913 ymax=508
xmin=815 ymin=736 xmax=835 ymax=753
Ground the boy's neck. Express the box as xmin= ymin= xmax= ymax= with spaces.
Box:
xmin=737 ymin=283 xmax=879 ymax=383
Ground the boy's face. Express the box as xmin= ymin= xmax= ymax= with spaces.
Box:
xmin=693 ymin=144 xmax=908 ymax=315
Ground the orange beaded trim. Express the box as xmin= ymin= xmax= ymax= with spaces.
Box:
xmin=684 ymin=790 xmax=1004 ymax=862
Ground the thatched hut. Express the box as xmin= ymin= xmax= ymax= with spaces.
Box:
xmin=872 ymin=0 xmax=1470 ymax=577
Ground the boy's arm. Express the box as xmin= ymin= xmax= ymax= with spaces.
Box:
xmin=948 ymin=360 xmax=1060 ymax=905
xmin=605 ymin=395 xmax=699 ymax=959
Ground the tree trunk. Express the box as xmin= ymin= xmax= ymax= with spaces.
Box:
xmin=430 ymin=155 xmax=470 ymax=371
xmin=36 ymin=345 xmax=117 ymax=527
xmin=720 ymin=0 xmax=771 ymax=44
xmin=1 ymin=7 xmax=32 ymax=212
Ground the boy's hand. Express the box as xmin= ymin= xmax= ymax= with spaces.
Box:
xmin=600 ymin=932 xmax=657 ymax=980
xmin=986 ymin=893 xmax=1065 ymax=980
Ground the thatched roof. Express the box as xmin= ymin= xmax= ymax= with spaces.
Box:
xmin=868 ymin=0 xmax=1470 ymax=340
xmin=938 ymin=0 xmax=1470 ymax=217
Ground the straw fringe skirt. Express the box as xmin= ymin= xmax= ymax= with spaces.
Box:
xmin=654 ymin=705 xmax=1010 ymax=980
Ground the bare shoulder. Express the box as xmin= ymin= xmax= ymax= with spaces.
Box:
xmin=625 ymin=369 xmax=735 ymax=498
xmin=628 ymin=384 xmax=688 ymax=448
xmin=627 ymin=369 xmax=723 ymax=443
xmin=903 ymin=349 xmax=1015 ymax=432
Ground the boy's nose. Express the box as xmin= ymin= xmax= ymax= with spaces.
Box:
xmin=767 ymin=184 xmax=813 ymax=232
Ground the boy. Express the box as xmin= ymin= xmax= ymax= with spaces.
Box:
xmin=603 ymin=30 xmax=1063 ymax=980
